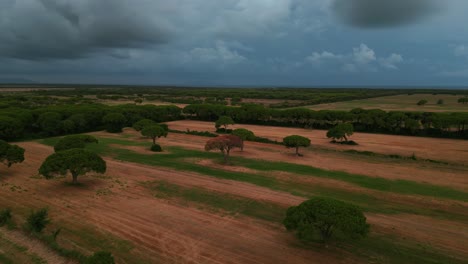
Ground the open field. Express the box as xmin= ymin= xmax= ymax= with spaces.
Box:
xmin=168 ymin=120 xmax=468 ymax=165
xmin=305 ymin=94 xmax=468 ymax=112
xmin=1 ymin=123 xmax=468 ymax=263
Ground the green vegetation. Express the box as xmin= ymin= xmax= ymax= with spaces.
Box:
xmin=54 ymin=135 xmax=98 ymax=152
xmin=25 ymin=208 xmax=50 ymax=233
xmin=85 ymin=251 xmax=115 ymax=264
xmin=39 ymin=149 xmax=106 ymax=184
xmin=144 ymin=181 xmax=285 ymax=222
xmin=0 ymin=140 xmax=25 ymax=169
xmin=283 ymin=135 xmax=311 ymax=156
xmin=231 ymin=128 xmax=255 ymax=151
xmin=215 ymin=115 xmax=234 ymax=131
xmin=102 ymin=113 xmax=126 ymax=133
xmin=417 ymin=99 xmax=428 ymax=106
xmin=326 ymin=123 xmax=354 ymax=143
xmin=0 ymin=209 xmax=12 ymax=227
xmin=132 ymin=119 xmax=156 ymax=131
xmin=284 ymin=198 xmax=369 ymax=243
xmin=141 ymin=125 xmax=168 ymax=146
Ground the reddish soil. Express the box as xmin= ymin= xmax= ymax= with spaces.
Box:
xmin=0 ymin=140 xmax=466 ymax=262
xmin=167 ymin=120 xmax=468 ymax=165
xmin=165 ymin=121 xmax=468 ymax=191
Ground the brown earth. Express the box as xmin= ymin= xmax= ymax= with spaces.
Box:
xmin=0 ymin=139 xmax=467 ymax=262
xmin=165 ymin=121 xmax=468 ymax=191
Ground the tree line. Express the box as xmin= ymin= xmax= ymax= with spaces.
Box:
xmin=0 ymin=104 xmax=181 ymax=140
xmin=183 ymin=104 xmax=468 ymax=139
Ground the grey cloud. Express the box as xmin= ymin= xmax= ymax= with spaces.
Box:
xmin=0 ymin=0 xmax=170 ymax=60
xmin=332 ymin=0 xmax=439 ymax=28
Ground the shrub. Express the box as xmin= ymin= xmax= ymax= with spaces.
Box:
xmin=26 ymin=208 xmax=50 ymax=233
xmin=85 ymin=251 xmax=115 ymax=264
xmin=150 ymin=144 xmax=163 ymax=152
xmin=0 ymin=208 xmax=12 ymax=226
xmin=437 ymin=99 xmax=444 ymax=105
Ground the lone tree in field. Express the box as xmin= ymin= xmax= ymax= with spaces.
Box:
xmin=132 ymin=119 xmax=156 ymax=131
xmin=0 ymin=140 xmax=25 ymax=169
xmin=215 ymin=116 xmax=235 ymax=131
xmin=102 ymin=113 xmax=126 ymax=133
xmin=141 ymin=125 xmax=168 ymax=146
xmin=417 ymin=99 xmax=428 ymax=106
xmin=39 ymin=149 xmax=106 ymax=185
xmin=283 ymin=197 xmax=369 ymax=243
xmin=205 ymin=135 xmax=242 ymax=163
xmin=458 ymin=97 xmax=468 ymax=104
xmin=232 ymin=128 xmax=255 ymax=151
xmin=327 ymin=123 xmax=354 ymax=143
xmin=54 ymin=135 xmax=98 ymax=152
xmin=283 ymin=135 xmax=311 ymax=156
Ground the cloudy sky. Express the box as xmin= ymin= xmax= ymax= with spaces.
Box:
xmin=0 ymin=0 xmax=467 ymax=86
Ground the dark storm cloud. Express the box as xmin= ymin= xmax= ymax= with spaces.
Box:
xmin=0 ymin=0 xmax=170 ymax=60
xmin=332 ymin=0 xmax=439 ymax=28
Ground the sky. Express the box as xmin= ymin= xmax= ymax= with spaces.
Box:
xmin=0 ymin=0 xmax=467 ymax=87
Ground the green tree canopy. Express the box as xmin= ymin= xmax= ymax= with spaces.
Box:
xmin=0 ymin=116 xmax=25 ymax=140
xmin=132 ymin=119 xmax=156 ymax=131
xmin=215 ymin=116 xmax=235 ymax=130
xmin=102 ymin=113 xmax=126 ymax=133
xmin=0 ymin=140 xmax=25 ymax=168
xmin=141 ymin=125 xmax=168 ymax=145
xmin=39 ymin=149 xmax=106 ymax=184
xmin=232 ymin=128 xmax=255 ymax=151
xmin=54 ymin=135 xmax=98 ymax=152
xmin=283 ymin=197 xmax=369 ymax=243
xmin=417 ymin=99 xmax=428 ymax=106
xmin=38 ymin=112 xmax=62 ymax=136
xmin=326 ymin=123 xmax=354 ymax=142
xmin=283 ymin=135 xmax=311 ymax=156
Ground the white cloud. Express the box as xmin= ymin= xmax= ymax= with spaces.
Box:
xmin=306 ymin=43 xmax=403 ymax=72
xmin=306 ymin=51 xmax=342 ymax=64
xmin=353 ymin=44 xmax=376 ymax=64
xmin=379 ymin=53 xmax=404 ymax=69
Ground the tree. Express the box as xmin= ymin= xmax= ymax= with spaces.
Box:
xmin=0 ymin=116 xmax=24 ymax=140
xmin=0 ymin=140 xmax=25 ymax=168
xmin=54 ymin=135 xmax=98 ymax=152
xmin=417 ymin=100 xmax=428 ymax=106
xmin=39 ymin=149 xmax=106 ymax=184
xmin=283 ymin=197 xmax=369 ymax=243
xmin=326 ymin=123 xmax=354 ymax=143
xmin=141 ymin=125 xmax=168 ymax=145
xmin=232 ymin=128 xmax=255 ymax=151
xmin=132 ymin=119 xmax=156 ymax=132
xmin=134 ymin=98 xmax=143 ymax=105
xmin=215 ymin=116 xmax=235 ymax=130
xmin=102 ymin=113 xmax=126 ymax=133
xmin=205 ymin=135 xmax=242 ymax=163
xmin=437 ymin=99 xmax=444 ymax=105
xmin=458 ymin=97 xmax=468 ymax=105
xmin=283 ymin=135 xmax=310 ymax=156
xmin=85 ymin=251 xmax=115 ymax=264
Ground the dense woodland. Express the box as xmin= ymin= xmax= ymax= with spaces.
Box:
xmin=0 ymin=87 xmax=467 ymax=140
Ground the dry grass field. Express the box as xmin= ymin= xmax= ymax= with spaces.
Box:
xmin=306 ymin=94 xmax=468 ymax=112
xmin=1 ymin=121 xmax=467 ymax=263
